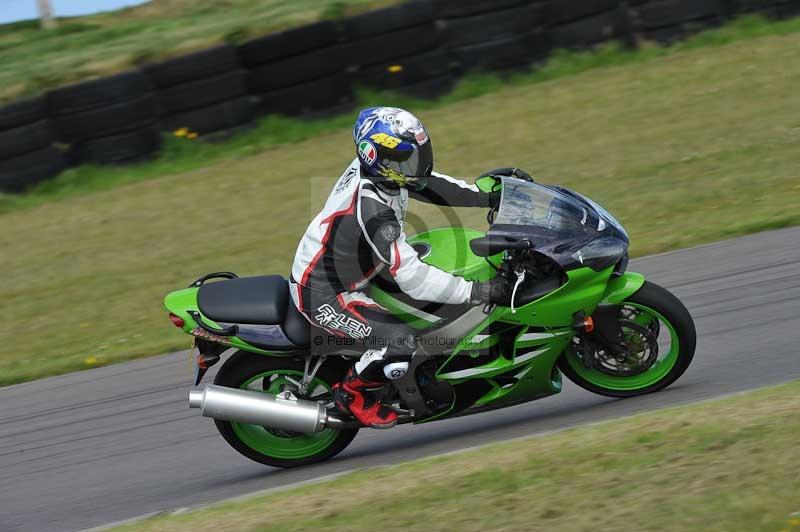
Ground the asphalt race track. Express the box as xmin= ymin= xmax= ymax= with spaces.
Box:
xmin=2 ymin=227 xmax=799 ymax=532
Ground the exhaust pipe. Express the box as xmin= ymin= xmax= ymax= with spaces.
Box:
xmin=189 ymin=384 xmax=349 ymax=433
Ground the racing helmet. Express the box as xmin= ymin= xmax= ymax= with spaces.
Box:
xmin=353 ymin=107 xmax=433 ymax=191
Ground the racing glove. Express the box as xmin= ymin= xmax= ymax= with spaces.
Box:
xmin=471 ymin=275 xmax=513 ymax=306
xmin=479 ymin=168 xmax=532 ymax=209
xmin=479 ymin=167 xmax=534 ymax=183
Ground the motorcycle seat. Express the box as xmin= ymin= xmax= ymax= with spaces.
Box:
xmin=198 ymin=275 xmax=290 ymax=326
xmin=282 ymin=296 xmax=310 ymax=347
xmin=197 ymin=275 xmax=312 ymax=348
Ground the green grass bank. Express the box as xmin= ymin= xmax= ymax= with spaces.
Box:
xmin=0 ymin=0 xmax=396 ymax=103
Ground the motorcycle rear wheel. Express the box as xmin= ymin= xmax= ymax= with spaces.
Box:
xmin=213 ymin=351 xmax=358 ymax=468
xmin=558 ymin=280 xmax=696 ymax=398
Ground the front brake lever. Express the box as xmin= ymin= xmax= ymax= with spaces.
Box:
xmin=510 ymin=269 xmax=526 ymax=314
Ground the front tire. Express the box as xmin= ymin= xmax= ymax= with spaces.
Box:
xmin=558 ymin=280 xmax=696 ymax=398
xmin=213 ymin=351 xmax=358 ymax=468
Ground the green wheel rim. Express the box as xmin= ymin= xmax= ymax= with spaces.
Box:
xmin=231 ymin=370 xmax=339 ymax=460
xmin=565 ymin=303 xmax=680 ymax=391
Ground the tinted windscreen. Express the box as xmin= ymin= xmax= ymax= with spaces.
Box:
xmin=491 ymin=177 xmax=629 ymax=270
xmin=496 ymin=177 xmax=600 ymax=234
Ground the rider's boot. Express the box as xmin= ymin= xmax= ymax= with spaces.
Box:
xmin=333 ymin=366 xmax=398 ymax=429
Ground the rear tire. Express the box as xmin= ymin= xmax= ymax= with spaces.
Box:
xmin=558 ymin=280 xmax=696 ymax=398
xmin=213 ymin=351 xmax=358 ymax=468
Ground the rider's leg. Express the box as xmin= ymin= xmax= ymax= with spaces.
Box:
xmin=332 ymin=304 xmax=416 ymax=428
xmin=290 ymin=286 xmax=413 ymax=428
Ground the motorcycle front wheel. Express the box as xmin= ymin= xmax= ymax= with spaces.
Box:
xmin=558 ymin=280 xmax=696 ymax=398
xmin=213 ymin=351 xmax=358 ymax=468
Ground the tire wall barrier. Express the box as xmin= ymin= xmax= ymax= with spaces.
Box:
xmin=0 ymin=97 xmax=65 ymax=192
xmin=145 ymin=45 xmax=254 ymax=136
xmin=47 ymin=70 xmax=161 ymax=168
xmin=1 ymin=0 xmax=798 ymax=192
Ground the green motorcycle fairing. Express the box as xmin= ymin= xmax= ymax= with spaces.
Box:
xmin=367 ymin=227 xmax=644 ymax=422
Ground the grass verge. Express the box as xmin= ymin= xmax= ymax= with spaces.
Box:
xmin=111 ymin=380 xmax=800 ymax=532
xmin=3 ymin=14 xmax=800 ymax=212
xmin=0 ymin=0 xmax=397 ymax=103
xmin=1 ymin=17 xmax=800 ymax=385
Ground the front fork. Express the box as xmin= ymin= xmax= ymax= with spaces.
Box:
xmin=568 ymin=271 xmax=647 ymax=370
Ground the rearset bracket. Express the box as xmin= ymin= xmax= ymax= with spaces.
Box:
xmin=391 ymin=346 xmax=435 ymax=419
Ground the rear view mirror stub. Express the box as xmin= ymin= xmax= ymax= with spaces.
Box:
xmin=470 ymin=235 xmax=531 ymax=257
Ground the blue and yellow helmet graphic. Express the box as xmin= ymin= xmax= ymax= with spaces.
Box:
xmin=353 ymin=107 xmax=433 ymax=190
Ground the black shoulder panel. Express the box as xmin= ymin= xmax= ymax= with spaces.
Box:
xmin=359 ymin=195 xmax=401 ymax=263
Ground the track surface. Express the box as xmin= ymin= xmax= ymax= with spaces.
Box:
xmin=2 ymin=228 xmax=799 ymax=532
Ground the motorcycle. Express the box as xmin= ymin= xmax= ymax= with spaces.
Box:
xmin=165 ymin=174 xmax=696 ymax=468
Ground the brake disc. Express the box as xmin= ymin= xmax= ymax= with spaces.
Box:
xmin=593 ymin=320 xmax=658 ymax=377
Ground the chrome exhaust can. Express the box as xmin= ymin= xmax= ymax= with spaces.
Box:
xmin=188 ymin=384 xmax=327 ymax=433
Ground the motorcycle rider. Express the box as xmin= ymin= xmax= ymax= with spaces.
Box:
xmin=289 ymin=107 xmax=516 ymax=429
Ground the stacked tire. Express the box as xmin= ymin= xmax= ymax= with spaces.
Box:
xmin=549 ymin=0 xmax=633 ymax=50
xmin=435 ymin=0 xmax=551 ymax=73
xmin=628 ymin=0 xmax=731 ymax=44
xmin=344 ymin=1 xmax=452 ymax=99
xmin=144 ymin=45 xmax=254 ymax=137
xmin=241 ymin=21 xmax=353 ymax=117
xmin=729 ymin=0 xmax=800 ymax=18
xmin=48 ymin=71 xmax=161 ymax=166
xmin=0 ymin=97 xmax=65 ymax=193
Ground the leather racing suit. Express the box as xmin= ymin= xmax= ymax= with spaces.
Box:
xmin=289 ymin=158 xmax=495 ymax=383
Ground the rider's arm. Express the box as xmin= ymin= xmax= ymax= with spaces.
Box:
xmin=358 ymin=186 xmax=473 ymax=305
xmin=409 ymin=171 xmax=498 ymax=208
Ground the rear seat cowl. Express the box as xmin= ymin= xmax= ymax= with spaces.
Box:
xmin=197 ymin=275 xmax=290 ymax=325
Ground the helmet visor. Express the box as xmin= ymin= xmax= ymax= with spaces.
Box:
xmin=379 ymin=141 xmax=433 ymax=191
